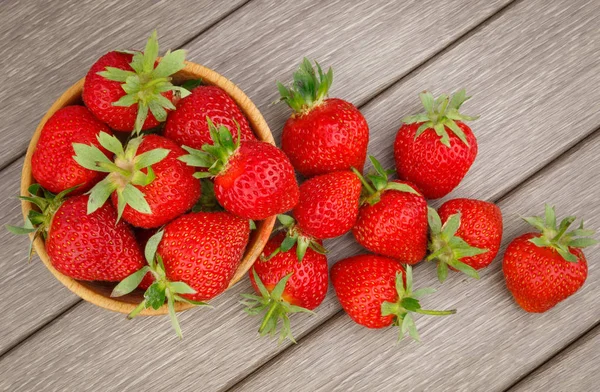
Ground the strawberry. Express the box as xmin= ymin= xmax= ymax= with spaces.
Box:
xmin=331 ymin=255 xmax=455 ymax=340
xmin=82 ymin=31 xmax=190 ymax=133
xmin=351 ymin=157 xmax=428 ymax=264
xmin=8 ymin=186 xmax=145 ymax=281
xmin=279 ymin=58 xmax=369 ymax=177
xmin=73 ymin=133 xmax=201 ymax=228
xmin=243 ymin=233 xmax=328 ymax=342
xmin=31 ymin=106 xmax=112 ymax=195
xmin=164 ymin=85 xmax=255 ymax=149
xmin=180 ymin=119 xmax=299 ymax=220
xmin=428 ymin=199 xmax=503 ymax=282
xmin=503 ymin=205 xmax=597 ymax=313
xmin=394 ymin=90 xmax=478 ymax=199
xmin=293 ymin=170 xmax=362 ymax=239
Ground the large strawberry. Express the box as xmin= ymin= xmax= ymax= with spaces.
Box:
xmin=73 ymin=133 xmax=201 ymax=228
xmin=8 ymin=186 xmax=145 ymax=281
xmin=83 ymin=31 xmax=190 ymax=133
xmin=180 ymin=119 xmax=299 ymax=220
xmin=164 ymin=85 xmax=255 ymax=149
xmin=394 ymin=89 xmax=478 ymax=199
xmin=279 ymin=58 xmax=369 ymax=177
xmin=428 ymin=198 xmax=503 ymax=282
xmin=352 ymin=157 xmax=428 ymax=264
xmin=242 ymin=233 xmax=328 ymax=342
xmin=31 ymin=106 xmax=112 ymax=195
xmin=503 ymin=205 xmax=597 ymax=313
xmin=331 ymin=255 xmax=455 ymax=340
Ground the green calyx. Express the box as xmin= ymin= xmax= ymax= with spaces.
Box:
xmin=263 ymin=215 xmax=328 ymax=263
xmin=381 ymin=265 xmax=456 ymax=342
xmin=179 ymin=117 xmax=241 ymax=179
xmin=426 ymin=207 xmax=487 ymax=283
xmin=73 ymin=131 xmax=169 ymax=222
xmin=352 ymin=156 xmax=419 ymax=206
xmin=192 ymin=179 xmax=224 ymax=212
xmin=523 ymin=204 xmax=598 ymax=262
xmin=111 ymin=230 xmax=209 ymax=339
xmin=277 ymin=58 xmax=333 ymax=115
xmin=402 ymin=89 xmax=479 ymax=148
xmin=6 ymin=184 xmax=77 ymax=259
xmin=99 ymin=30 xmax=191 ymax=133
xmin=241 ymin=268 xmax=315 ymax=343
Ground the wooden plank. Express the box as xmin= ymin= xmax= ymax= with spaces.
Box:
xmin=508 ymin=325 xmax=600 ymax=392
xmin=0 ymin=0 xmax=247 ymax=168
xmin=0 ymin=0 xmax=515 ymax=389
xmin=235 ymin=132 xmax=600 ymax=392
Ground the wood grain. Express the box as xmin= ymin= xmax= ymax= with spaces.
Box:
xmin=508 ymin=325 xmax=600 ymax=392
xmin=0 ymin=0 xmax=247 ymax=168
xmin=236 ymin=131 xmax=600 ymax=392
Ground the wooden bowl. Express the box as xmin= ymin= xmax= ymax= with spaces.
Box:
xmin=20 ymin=60 xmax=276 ymax=316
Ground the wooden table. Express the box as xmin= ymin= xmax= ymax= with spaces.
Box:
xmin=1 ymin=1 xmax=598 ymax=391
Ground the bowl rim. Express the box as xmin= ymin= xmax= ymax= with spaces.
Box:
xmin=20 ymin=60 xmax=276 ymax=316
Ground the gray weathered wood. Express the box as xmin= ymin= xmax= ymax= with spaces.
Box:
xmin=508 ymin=325 xmax=600 ymax=392
xmin=235 ymin=135 xmax=600 ymax=391
xmin=0 ymin=2 xmax=516 ymax=388
xmin=0 ymin=0 xmax=247 ymax=168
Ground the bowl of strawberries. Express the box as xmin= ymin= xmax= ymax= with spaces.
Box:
xmin=15 ymin=32 xmax=301 ymax=335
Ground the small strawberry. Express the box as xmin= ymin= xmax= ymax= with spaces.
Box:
xmin=164 ymin=85 xmax=256 ymax=149
xmin=394 ymin=90 xmax=478 ymax=199
xmin=31 ymin=106 xmax=112 ymax=195
xmin=352 ymin=157 xmax=428 ymax=264
xmin=180 ymin=118 xmax=299 ymax=220
xmin=279 ymin=58 xmax=369 ymax=177
xmin=7 ymin=186 xmax=145 ymax=281
xmin=112 ymin=230 xmax=209 ymax=338
xmin=503 ymin=205 xmax=597 ymax=313
xmin=73 ymin=133 xmax=201 ymax=228
xmin=159 ymin=211 xmax=251 ymax=302
xmin=428 ymin=199 xmax=503 ymax=282
xmin=331 ymin=255 xmax=455 ymax=340
xmin=83 ymin=31 xmax=190 ymax=133
xmin=242 ymin=233 xmax=328 ymax=342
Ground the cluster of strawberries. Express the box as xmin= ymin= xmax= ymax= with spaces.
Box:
xmin=9 ymin=32 xmax=596 ymax=341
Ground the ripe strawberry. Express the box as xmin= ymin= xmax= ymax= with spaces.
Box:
xmin=243 ymin=233 xmax=328 ymax=342
xmin=7 ymin=186 xmax=145 ymax=281
xmin=428 ymin=198 xmax=503 ymax=282
xmin=331 ymin=255 xmax=455 ymax=340
xmin=83 ymin=31 xmax=190 ymax=133
xmin=352 ymin=157 xmax=428 ymax=264
xmin=180 ymin=119 xmax=299 ymax=220
xmin=394 ymin=90 xmax=478 ymax=199
xmin=74 ymin=133 xmax=201 ymax=228
xmin=31 ymin=106 xmax=112 ymax=195
xmin=503 ymin=205 xmax=597 ymax=313
xmin=164 ymin=85 xmax=255 ymax=149
xmin=279 ymin=58 xmax=369 ymax=177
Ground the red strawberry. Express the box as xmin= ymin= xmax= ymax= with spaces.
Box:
xmin=352 ymin=157 xmax=428 ymax=264
xmin=133 ymin=228 xmax=158 ymax=290
xmin=428 ymin=198 xmax=503 ymax=282
xmin=180 ymin=119 xmax=299 ymax=220
xmin=503 ymin=205 xmax=596 ymax=313
xmin=164 ymin=85 xmax=255 ymax=149
xmin=293 ymin=170 xmax=362 ymax=239
xmin=279 ymin=58 xmax=369 ymax=177
xmin=7 ymin=187 xmax=145 ymax=281
xmin=331 ymin=255 xmax=455 ymax=340
xmin=394 ymin=90 xmax=478 ymax=199
xmin=83 ymin=31 xmax=189 ymax=133
xmin=31 ymin=106 xmax=112 ymax=195
xmin=159 ymin=211 xmax=250 ymax=301
xmin=243 ymin=233 xmax=328 ymax=342
xmin=74 ymin=133 xmax=201 ymax=228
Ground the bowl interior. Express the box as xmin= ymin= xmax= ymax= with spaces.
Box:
xmin=21 ymin=61 xmax=276 ymax=315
